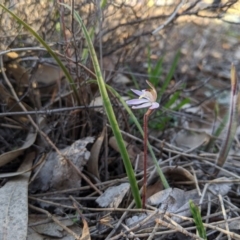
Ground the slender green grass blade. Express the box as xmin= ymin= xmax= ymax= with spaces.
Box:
xmin=127 ymin=66 xmax=139 ymax=89
xmin=100 ymin=0 xmax=107 ymax=8
xmin=189 ymin=200 xmax=207 ymax=240
xmin=82 ymin=27 xmax=95 ymax=64
xmin=174 ymin=98 xmax=190 ymax=110
xmin=82 ymin=0 xmax=105 ymax=63
xmin=61 ymin=3 xmax=142 ymax=207
xmin=158 ymin=50 xmax=180 ymax=99
xmin=205 ymin=111 xmax=228 ymax=153
xmin=150 ymin=56 xmax=164 ymax=87
xmin=214 ymin=113 xmax=229 ymax=140
xmin=147 ymin=47 xmax=164 ymax=87
xmin=164 ymin=91 xmax=180 ymax=108
xmin=147 ymin=46 xmax=152 ymax=79
xmin=0 ymin=4 xmax=80 ymax=105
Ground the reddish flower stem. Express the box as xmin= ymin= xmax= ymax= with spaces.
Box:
xmin=142 ymin=109 xmax=152 ymax=208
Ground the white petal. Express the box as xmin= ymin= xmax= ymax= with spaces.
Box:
xmin=149 ymin=102 xmax=159 ymax=109
xmin=126 ymin=99 xmax=149 ymax=105
xmin=132 ymin=102 xmax=152 ymax=109
xmin=131 ymin=89 xmax=144 ymax=96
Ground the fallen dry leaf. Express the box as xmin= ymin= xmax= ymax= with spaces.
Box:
xmin=0 ymin=152 xmax=35 ymax=240
xmin=31 ymin=219 xmax=73 ymax=238
xmin=80 ymin=218 xmax=91 ymax=240
xmin=34 ymin=63 xmax=64 ymax=86
xmin=162 ymin=166 xmax=195 ymax=183
xmin=146 ymin=166 xmax=195 ymax=198
xmin=96 ymin=183 xmax=130 ymax=208
xmin=174 ymin=129 xmax=210 ymax=150
xmin=87 ymin=127 xmax=106 ymax=180
xmin=29 ymin=137 xmax=94 ymax=194
xmin=146 ymin=179 xmax=163 ymax=199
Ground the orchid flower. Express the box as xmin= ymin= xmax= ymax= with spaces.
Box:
xmin=126 ymin=80 xmax=159 ymax=109
xmin=126 ymin=80 xmax=159 ymax=208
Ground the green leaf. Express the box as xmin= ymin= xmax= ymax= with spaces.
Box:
xmin=150 ymin=56 xmax=164 ymax=87
xmin=173 ymin=98 xmax=190 ymax=110
xmin=61 ymin=3 xmax=142 ymax=207
xmin=158 ymin=50 xmax=180 ymax=99
xmin=164 ymin=91 xmax=180 ymax=108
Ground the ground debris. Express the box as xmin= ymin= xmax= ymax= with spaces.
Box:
xmin=96 ymin=183 xmax=130 ymax=208
xmin=29 ymin=137 xmax=94 ymax=194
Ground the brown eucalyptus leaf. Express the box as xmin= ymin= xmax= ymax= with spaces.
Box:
xmin=146 ymin=179 xmax=163 ymax=199
xmin=146 ymin=166 xmax=195 ymax=198
xmin=33 ymin=63 xmax=64 ymax=89
xmin=87 ymin=127 xmax=106 ymax=179
xmin=162 ymin=166 xmax=195 ymax=182
xmin=31 ymin=63 xmax=64 ymax=108
xmin=80 ymin=218 xmax=91 ymax=240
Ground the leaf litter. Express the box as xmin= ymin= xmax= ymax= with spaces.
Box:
xmin=1 ymin=1 xmax=240 ymax=239
xmin=0 ymin=152 xmax=35 ymax=240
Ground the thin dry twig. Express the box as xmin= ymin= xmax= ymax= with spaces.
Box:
xmin=28 ymin=153 xmax=47 ymax=185
xmin=0 ymin=105 xmax=104 ymax=117
xmin=121 ymin=223 xmax=139 ymax=240
xmin=152 ymin=0 xmax=186 ymax=34
xmin=105 ymin=200 xmax=135 ymax=239
xmin=190 ymin=165 xmax=202 ymax=196
xmin=110 ymin=210 xmax=159 ymax=240
xmin=29 ymin=196 xmax=75 ymax=209
xmin=218 ymin=194 xmax=231 ymax=240
xmin=156 ymin=217 xmax=204 ymax=240
xmin=147 ymin=221 xmax=159 ymax=240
